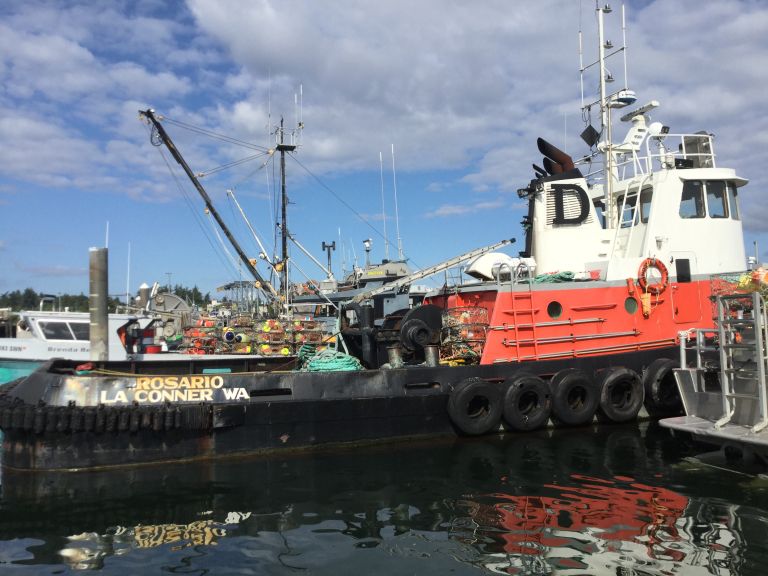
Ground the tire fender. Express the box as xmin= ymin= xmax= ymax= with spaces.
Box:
xmin=597 ymin=366 xmax=643 ymax=423
xmin=502 ymin=372 xmax=551 ymax=432
xmin=549 ymin=368 xmax=599 ymax=426
xmin=447 ymin=377 xmax=503 ymax=436
xmin=642 ymin=358 xmax=683 ymax=417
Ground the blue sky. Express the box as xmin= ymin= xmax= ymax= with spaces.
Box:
xmin=1 ymin=0 xmax=767 ymax=300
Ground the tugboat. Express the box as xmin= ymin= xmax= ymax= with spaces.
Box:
xmin=0 ymin=4 xmax=751 ymax=470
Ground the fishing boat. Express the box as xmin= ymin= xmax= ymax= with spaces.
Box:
xmin=0 ymin=4 xmax=752 ymax=470
xmin=0 ymin=283 xmax=203 ymax=381
xmin=0 ymin=306 xmax=165 ymax=384
xmin=660 ymin=274 xmax=768 ymax=463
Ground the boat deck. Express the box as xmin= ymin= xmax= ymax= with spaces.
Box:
xmin=661 ymin=415 xmax=768 ymax=458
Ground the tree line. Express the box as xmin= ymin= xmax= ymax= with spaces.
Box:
xmin=0 ymin=286 xmax=211 ymax=312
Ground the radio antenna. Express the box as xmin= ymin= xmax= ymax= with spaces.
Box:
xmin=391 ymin=144 xmax=403 ymax=260
xmin=380 ymin=151 xmax=389 ymax=260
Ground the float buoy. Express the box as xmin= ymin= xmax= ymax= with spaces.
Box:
xmin=637 ymin=258 xmax=668 ymax=295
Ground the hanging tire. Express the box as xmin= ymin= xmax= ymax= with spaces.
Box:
xmin=502 ymin=373 xmax=551 ymax=432
xmin=447 ymin=377 xmax=503 ymax=436
xmin=597 ymin=366 xmax=644 ymax=423
xmin=549 ymin=368 xmax=599 ymax=426
xmin=643 ymin=358 xmax=683 ymax=417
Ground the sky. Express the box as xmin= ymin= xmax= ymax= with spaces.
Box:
xmin=1 ymin=0 xmax=767 ymax=301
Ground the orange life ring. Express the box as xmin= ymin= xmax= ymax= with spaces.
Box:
xmin=637 ymin=258 xmax=668 ymax=295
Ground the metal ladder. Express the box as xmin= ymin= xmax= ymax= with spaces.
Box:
xmin=715 ymin=292 xmax=768 ymax=432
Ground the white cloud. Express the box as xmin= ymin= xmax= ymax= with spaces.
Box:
xmin=1 ymin=0 xmax=767 ymax=292
xmin=427 ymin=199 xmax=507 ymax=218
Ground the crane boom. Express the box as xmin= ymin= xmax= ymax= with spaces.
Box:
xmin=350 ymin=238 xmax=515 ymax=304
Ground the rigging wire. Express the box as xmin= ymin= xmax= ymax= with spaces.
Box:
xmin=289 ymin=156 xmax=390 ymax=249
xmin=206 ymin=210 xmax=243 ymax=276
xmin=162 ymin=116 xmax=269 ymax=152
xmin=197 ymin=150 xmax=273 ymax=178
xmin=146 ymin=123 xmax=246 ymax=283
xmin=150 ymin=113 xmax=439 ymax=285
xmin=288 ymin=153 xmax=425 ymax=271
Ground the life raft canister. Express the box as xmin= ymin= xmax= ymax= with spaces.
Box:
xmin=637 ymin=258 xmax=669 ymax=295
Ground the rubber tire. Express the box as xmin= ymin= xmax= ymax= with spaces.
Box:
xmin=549 ymin=368 xmax=599 ymax=427
xmin=447 ymin=377 xmax=503 ymax=436
xmin=502 ymin=373 xmax=551 ymax=432
xmin=642 ymin=358 xmax=683 ymax=417
xmin=597 ymin=366 xmax=644 ymax=423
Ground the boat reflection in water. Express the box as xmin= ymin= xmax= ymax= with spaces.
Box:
xmin=0 ymin=424 xmax=763 ymax=574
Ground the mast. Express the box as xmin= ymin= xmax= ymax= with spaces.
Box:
xmin=276 ymin=117 xmax=296 ymax=305
xmin=597 ymin=3 xmax=615 ymax=230
xmin=139 ymin=109 xmax=279 ymax=302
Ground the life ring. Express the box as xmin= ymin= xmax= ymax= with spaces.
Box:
xmin=642 ymin=358 xmax=683 ymax=417
xmin=596 ymin=366 xmax=643 ymax=423
xmin=637 ymin=258 xmax=668 ymax=295
xmin=549 ymin=368 xmax=599 ymax=426
xmin=501 ymin=373 xmax=551 ymax=432
xmin=447 ymin=377 xmax=503 ymax=436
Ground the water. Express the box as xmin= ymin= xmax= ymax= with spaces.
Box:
xmin=1 ymin=422 xmax=768 ymax=575
xmin=0 ymin=361 xmax=40 ymax=386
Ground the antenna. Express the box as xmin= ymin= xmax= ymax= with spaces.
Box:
xmin=105 ymin=220 xmax=109 ymax=249
xmin=126 ymin=241 xmax=131 ymax=306
xmin=350 ymin=240 xmax=358 ymax=271
xmin=622 ymin=4 xmax=628 ymax=90
xmin=391 ymin=144 xmax=404 ymax=260
xmin=379 ymin=151 xmax=389 ymax=260
xmin=578 ymin=29 xmax=584 ymax=110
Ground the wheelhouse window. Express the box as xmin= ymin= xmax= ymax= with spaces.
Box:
xmin=616 ymin=194 xmax=637 ymax=228
xmin=727 ymin=182 xmax=740 ymax=220
xmin=639 ymin=188 xmax=653 ymax=223
xmin=681 ymin=180 xmax=741 ymax=220
xmin=706 ymin=181 xmax=727 ymax=218
xmin=679 ymin=181 xmax=705 ymax=218
xmin=39 ymin=321 xmax=75 ymax=340
xmin=593 ymin=200 xmax=606 ymax=229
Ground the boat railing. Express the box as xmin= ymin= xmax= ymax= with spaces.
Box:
xmin=583 ymin=132 xmax=718 ymax=183
xmin=677 ymin=291 xmax=768 ymax=432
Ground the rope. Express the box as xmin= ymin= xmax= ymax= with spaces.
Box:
xmin=300 ymin=349 xmax=363 ymax=372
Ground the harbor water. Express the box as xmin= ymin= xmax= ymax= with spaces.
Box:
xmin=1 ymin=422 xmax=768 ymax=575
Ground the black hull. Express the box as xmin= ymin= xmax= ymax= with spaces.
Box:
xmin=0 ymin=347 xmax=678 ymax=470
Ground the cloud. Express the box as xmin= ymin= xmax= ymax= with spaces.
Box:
xmin=1 ymin=0 xmax=767 ymax=295
xmin=426 ymin=199 xmax=507 ymax=218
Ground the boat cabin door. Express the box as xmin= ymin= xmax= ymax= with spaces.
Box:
xmin=669 ymin=252 xmax=702 ymax=324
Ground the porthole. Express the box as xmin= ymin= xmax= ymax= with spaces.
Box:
xmin=547 ymin=301 xmax=563 ymax=319
xmin=625 ymin=297 xmax=639 ymax=314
